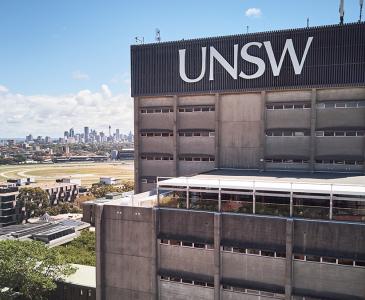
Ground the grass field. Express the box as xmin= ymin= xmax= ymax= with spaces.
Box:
xmin=0 ymin=161 xmax=134 ymax=186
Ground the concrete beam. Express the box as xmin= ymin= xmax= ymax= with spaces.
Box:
xmin=134 ymin=97 xmax=140 ymax=193
xmin=214 ymin=213 xmax=222 ymax=300
xmin=261 ymin=91 xmax=267 ymax=171
xmin=173 ymin=96 xmax=178 ymax=177
xmin=309 ymin=89 xmax=317 ymax=172
xmin=285 ymin=219 xmax=294 ymax=300
xmin=215 ymin=94 xmax=220 ymax=168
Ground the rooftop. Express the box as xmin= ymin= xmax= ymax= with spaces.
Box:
xmin=158 ymin=169 xmax=365 ymax=195
xmin=62 ymin=264 xmax=96 ymax=288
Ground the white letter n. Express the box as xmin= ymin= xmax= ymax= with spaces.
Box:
xmin=179 ymin=47 xmax=206 ymax=83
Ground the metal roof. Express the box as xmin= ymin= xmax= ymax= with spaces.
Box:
xmin=158 ymin=169 xmax=365 ymax=196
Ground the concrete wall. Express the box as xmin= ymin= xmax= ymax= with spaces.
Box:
xmin=135 ymin=87 xmax=365 ymax=192
xmin=293 ymin=261 xmax=365 ymax=300
xmin=140 ymin=113 xmax=174 ymax=130
xmin=266 ymin=110 xmax=311 ymax=130
xmin=98 ymin=207 xmax=365 ymax=300
xmin=266 ymin=90 xmax=312 ymax=102
xmin=266 ymin=137 xmax=310 ymax=158
xmin=178 ymin=137 xmax=215 ymax=155
xmin=316 ymin=108 xmax=365 ymax=129
xmin=221 ymin=214 xmax=287 ymax=251
xmin=222 ymin=252 xmax=285 ymax=288
xmin=160 ymin=280 xmax=214 ymax=300
xmin=178 ymin=161 xmax=215 ymax=177
xmin=140 ymin=136 xmax=174 ymax=154
xmin=160 ymin=245 xmax=214 ymax=276
xmin=178 ymin=112 xmax=215 ymax=130
xmin=220 ymin=93 xmax=262 ymax=169
xmin=316 ymin=137 xmax=363 ymax=159
xmin=141 ymin=160 xmax=175 ymax=177
xmin=222 ymin=290 xmax=278 ymax=300
xmin=96 ymin=205 xmax=156 ymax=300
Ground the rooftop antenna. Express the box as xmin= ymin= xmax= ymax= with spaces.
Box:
xmin=360 ymin=0 xmax=364 ymax=22
xmin=339 ymin=0 xmax=345 ymax=24
xmin=307 ymin=17 xmax=310 ymax=28
xmin=155 ymin=28 xmax=161 ymax=42
xmin=246 ymin=26 xmax=249 ymax=33
xmin=135 ymin=36 xmax=144 ymax=44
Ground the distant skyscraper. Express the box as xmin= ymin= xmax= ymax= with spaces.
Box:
xmin=109 ymin=125 xmax=111 ymax=137
xmin=116 ymin=129 xmax=120 ymax=141
xmin=25 ymin=134 xmax=33 ymax=142
xmin=69 ymin=128 xmax=74 ymax=138
xmin=84 ymin=127 xmax=89 ymax=143
xmin=64 ymin=131 xmax=69 ymax=139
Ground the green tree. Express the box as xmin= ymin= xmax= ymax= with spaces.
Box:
xmin=56 ymin=231 xmax=96 ymax=266
xmin=0 ymin=240 xmax=75 ymax=300
xmin=17 ymin=187 xmax=49 ymax=221
xmin=90 ymin=183 xmax=122 ymax=198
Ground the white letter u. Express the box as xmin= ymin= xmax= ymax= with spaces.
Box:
xmin=179 ymin=47 xmax=206 ymax=83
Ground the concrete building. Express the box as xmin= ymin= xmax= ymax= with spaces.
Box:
xmin=50 ymin=264 xmax=96 ymax=300
xmin=0 ymin=186 xmax=19 ymax=227
xmin=132 ymin=23 xmax=365 ymax=193
xmin=96 ymin=170 xmax=365 ymax=300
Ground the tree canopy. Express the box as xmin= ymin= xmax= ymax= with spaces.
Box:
xmin=0 ymin=240 xmax=75 ymax=300
xmin=56 ymin=230 xmax=96 ymax=267
xmin=17 ymin=187 xmax=49 ymax=221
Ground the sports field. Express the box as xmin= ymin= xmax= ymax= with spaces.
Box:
xmin=0 ymin=161 xmax=134 ymax=186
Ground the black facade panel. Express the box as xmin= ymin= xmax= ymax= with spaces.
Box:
xmin=131 ymin=23 xmax=365 ymax=97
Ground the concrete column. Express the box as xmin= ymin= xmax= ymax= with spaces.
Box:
xmin=173 ymin=96 xmax=178 ymax=177
xmin=152 ymin=208 xmax=160 ymax=300
xmin=214 ymin=213 xmax=222 ymax=300
xmin=285 ymin=219 xmax=294 ymax=300
xmin=260 ymin=91 xmax=267 ymax=171
xmin=134 ymin=97 xmax=140 ymax=193
xmin=309 ymin=89 xmax=317 ymax=172
xmin=186 ymin=186 xmax=190 ymax=209
xmin=95 ymin=204 xmax=104 ymax=300
xmin=215 ymin=94 xmax=220 ymax=168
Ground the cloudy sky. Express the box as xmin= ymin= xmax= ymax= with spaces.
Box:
xmin=0 ymin=0 xmax=361 ymax=138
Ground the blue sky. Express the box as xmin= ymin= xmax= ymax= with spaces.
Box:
xmin=0 ymin=0 xmax=362 ymax=137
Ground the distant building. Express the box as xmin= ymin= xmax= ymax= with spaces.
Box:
xmin=119 ymin=148 xmax=134 ymax=160
xmin=69 ymin=128 xmax=75 ymax=138
xmin=25 ymin=134 xmax=33 ymax=142
xmin=84 ymin=127 xmax=90 ymax=143
xmin=111 ymin=150 xmax=118 ymax=160
xmin=99 ymin=177 xmax=117 ymax=185
xmin=49 ymin=264 xmax=96 ymax=300
xmin=0 ymin=218 xmax=89 ymax=247
xmin=0 ymin=186 xmax=19 ymax=228
xmin=63 ymin=145 xmax=70 ymax=154
xmin=45 ymin=136 xmax=51 ymax=144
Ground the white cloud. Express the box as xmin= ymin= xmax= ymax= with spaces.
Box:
xmin=101 ymin=84 xmax=112 ymax=98
xmin=245 ymin=8 xmax=262 ymax=18
xmin=0 ymin=85 xmax=9 ymax=93
xmin=0 ymin=85 xmax=133 ymax=138
xmin=72 ymin=70 xmax=90 ymax=81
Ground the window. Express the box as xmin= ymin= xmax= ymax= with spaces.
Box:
xmin=178 ymin=105 xmax=215 ymax=112
xmin=140 ymin=107 xmax=173 ymax=114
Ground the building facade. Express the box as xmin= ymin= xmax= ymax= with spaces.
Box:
xmin=0 ymin=186 xmax=19 ymax=227
xmin=132 ymin=23 xmax=365 ymax=193
xmin=95 ymin=22 xmax=365 ymax=300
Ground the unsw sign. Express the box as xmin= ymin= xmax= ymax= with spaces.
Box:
xmin=179 ymin=37 xmax=313 ymax=82
xmin=131 ymin=23 xmax=365 ymax=97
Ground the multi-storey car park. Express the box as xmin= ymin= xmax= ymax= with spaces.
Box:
xmin=95 ymin=23 xmax=365 ymax=300
xmin=0 ymin=186 xmax=19 ymax=227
